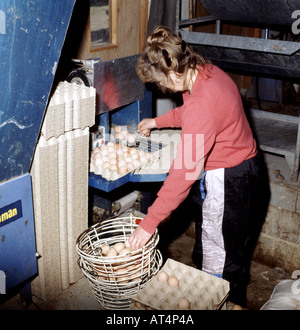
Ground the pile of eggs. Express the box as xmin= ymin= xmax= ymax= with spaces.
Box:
xmin=90 ymin=141 xmax=154 ymax=180
xmin=93 ymin=240 xmax=151 ymax=285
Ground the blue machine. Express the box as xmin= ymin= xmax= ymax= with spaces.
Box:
xmin=0 ymin=0 xmax=76 ymax=301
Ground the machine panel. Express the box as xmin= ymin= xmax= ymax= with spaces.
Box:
xmin=0 ymin=174 xmax=37 ymax=292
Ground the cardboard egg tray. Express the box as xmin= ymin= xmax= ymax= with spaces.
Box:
xmin=130 ymin=259 xmax=229 ymax=310
xmin=90 ymin=137 xmax=165 ymax=181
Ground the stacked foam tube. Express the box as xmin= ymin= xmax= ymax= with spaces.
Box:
xmin=30 ymin=82 xmax=95 ymax=302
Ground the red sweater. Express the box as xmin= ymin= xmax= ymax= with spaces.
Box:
xmin=140 ymin=65 xmax=257 ymax=234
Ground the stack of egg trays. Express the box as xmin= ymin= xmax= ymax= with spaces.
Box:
xmin=130 ymin=258 xmax=229 ymax=310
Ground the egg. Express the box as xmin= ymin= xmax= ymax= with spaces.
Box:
xmin=118 ymin=247 xmax=131 ymax=256
xmin=130 ymin=153 xmax=139 ymax=160
xmin=116 ymin=148 xmax=123 ymax=156
xmin=110 ymin=164 xmax=118 ymax=172
xmin=138 ymin=150 xmax=145 ymax=157
xmin=126 ymin=133 xmax=136 ymax=144
xmin=102 ymin=156 xmax=109 ymax=163
xmin=178 ymin=298 xmax=190 ymax=310
xmin=129 ymin=147 xmax=137 ymax=155
xmin=118 ymin=167 xmax=128 ymax=175
xmin=157 ymin=271 xmax=169 ymax=283
xmin=107 ymin=247 xmax=118 ymax=257
xmin=101 ymin=148 xmax=109 ymax=157
xmin=102 ymin=161 xmax=110 ymax=170
xmin=108 ymin=153 xmax=117 ymax=161
xmin=168 ymin=276 xmax=179 ymax=287
xmin=114 ymin=125 xmax=122 ymax=134
xmin=113 ymin=242 xmax=125 ymax=253
xmin=118 ymin=159 xmax=126 ymax=168
xmin=121 ymin=129 xmax=128 ymax=138
xmin=122 ymin=146 xmax=129 ymax=153
xmin=127 ymin=162 xmax=135 ymax=171
xmin=132 ymin=159 xmax=141 ymax=168
xmin=101 ymin=244 xmax=110 ymax=256
xmin=139 ymin=155 xmax=148 ymax=164
xmin=108 ymin=146 xmax=115 ymax=153
xmin=94 ymin=157 xmax=103 ymax=167
xmin=146 ymin=152 xmax=153 ymax=160
xmin=109 ymin=158 xmax=117 ymax=165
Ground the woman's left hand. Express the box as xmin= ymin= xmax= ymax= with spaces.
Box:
xmin=128 ymin=226 xmax=152 ymax=250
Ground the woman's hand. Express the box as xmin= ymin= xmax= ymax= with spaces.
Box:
xmin=137 ymin=118 xmax=157 ymax=136
xmin=128 ymin=226 xmax=152 ymax=250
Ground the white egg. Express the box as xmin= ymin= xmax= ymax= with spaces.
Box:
xmin=107 ymin=141 xmax=115 ymax=147
xmin=139 ymin=155 xmax=148 ymax=164
xmin=102 ymin=156 xmax=109 ymax=163
xmin=146 ymin=152 xmax=153 ymax=160
xmin=109 ymin=158 xmax=117 ymax=165
xmin=125 ymin=156 xmax=133 ymax=163
xmin=126 ymin=133 xmax=136 ymax=144
xmin=122 ymin=146 xmax=129 ymax=153
xmin=121 ymin=129 xmax=128 ymax=138
xmin=132 ymin=159 xmax=141 ymax=168
xmin=118 ymin=159 xmax=126 ymax=168
xmin=108 ymin=151 xmax=117 ymax=159
xmin=138 ymin=150 xmax=146 ymax=157
xmin=110 ymin=164 xmax=118 ymax=172
xmin=108 ymin=146 xmax=115 ymax=153
xmin=129 ymin=147 xmax=137 ymax=155
xmin=114 ymin=125 xmax=122 ymax=134
xmin=127 ymin=162 xmax=135 ymax=171
xmin=131 ymin=153 xmax=139 ymax=160
xmin=103 ymin=162 xmax=110 ymax=170
xmin=116 ymin=148 xmax=123 ymax=156
xmin=94 ymin=157 xmax=103 ymax=167
xmin=118 ymin=167 xmax=128 ymax=175
xmin=101 ymin=148 xmax=109 ymax=157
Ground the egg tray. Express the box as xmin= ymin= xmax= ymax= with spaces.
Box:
xmin=89 ymin=136 xmax=165 ymax=181
xmin=130 ymin=258 xmax=230 ymax=310
xmin=76 ymin=214 xmax=163 ymax=309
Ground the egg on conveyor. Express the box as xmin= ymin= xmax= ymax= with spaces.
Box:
xmin=114 ymin=125 xmax=122 ymax=134
xmin=126 ymin=133 xmax=136 ymax=144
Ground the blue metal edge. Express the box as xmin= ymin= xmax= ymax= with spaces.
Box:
xmin=89 ymin=172 xmax=168 ymax=192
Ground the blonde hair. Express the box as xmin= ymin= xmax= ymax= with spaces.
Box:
xmin=137 ymin=26 xmax=210 ymax=92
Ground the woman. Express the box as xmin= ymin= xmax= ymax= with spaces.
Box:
xmin=128 ymin=26 xmax=269 ymax=309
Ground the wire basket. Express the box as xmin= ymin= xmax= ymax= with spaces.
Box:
xmin=76 ymin=214 xmax=162 ymax=310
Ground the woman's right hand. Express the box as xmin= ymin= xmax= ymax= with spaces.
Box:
xmin=137 ymin=118 xmax=157 ymax=136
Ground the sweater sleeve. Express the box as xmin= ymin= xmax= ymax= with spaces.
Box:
xmin=155 ymin=106 xmax=183 ymax=129
xmin=140 ymin=101 xmax=216 ymax=234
